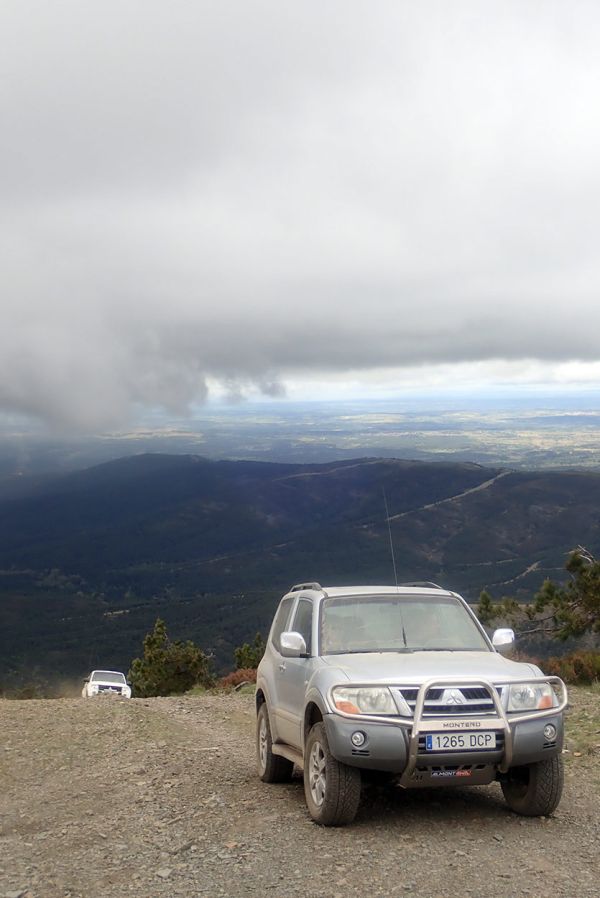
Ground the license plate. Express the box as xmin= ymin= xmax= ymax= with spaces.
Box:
xmin=425 ymin=731 xmax=496 ymax=751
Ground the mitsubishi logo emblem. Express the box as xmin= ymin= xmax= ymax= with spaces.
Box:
xmin=443 ymin=688 xmax=465 ymax=705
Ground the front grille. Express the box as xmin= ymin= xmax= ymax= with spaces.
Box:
xmin=98 ymin=684 xmax=122 ymax=693
xmin=397 ymin=685 xmax=502 ymax=717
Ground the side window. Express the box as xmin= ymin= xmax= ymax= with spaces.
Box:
xmin=270 ymin=597 xmax=294 ymax=653
xmin=291 ymin=599 xmax=313 ymax=654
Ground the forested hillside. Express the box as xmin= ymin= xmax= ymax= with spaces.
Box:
xmin=2 ymin=453 xmax=600 ymax=683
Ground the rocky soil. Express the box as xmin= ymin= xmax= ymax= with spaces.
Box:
xmin=1 ymin=688 xmax=599 ymax=898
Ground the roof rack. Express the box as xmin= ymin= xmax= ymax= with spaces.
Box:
xmin=290 ymin=581 xmax=324 ymax=593
xmin=398 ymin=581 xmax=443 ymax=589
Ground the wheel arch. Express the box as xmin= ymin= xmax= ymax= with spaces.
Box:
xmin=255 ymin=687 xmax=266 ymax=713
xmin=303 ymin=700 xmax=324 ymax=743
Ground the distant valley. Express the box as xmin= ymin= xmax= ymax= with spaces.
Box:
xmin=1 ymin=452 xmax=600 ymax=686
xmin=3 ymin=396 xmax=600 ymax=493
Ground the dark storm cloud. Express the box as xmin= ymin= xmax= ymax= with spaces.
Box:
xmin=2 ymin=1 xmax=600 ymax=427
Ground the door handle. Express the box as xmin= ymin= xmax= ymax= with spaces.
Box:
xmin=279 ymin=662 xmax=286 ymax=672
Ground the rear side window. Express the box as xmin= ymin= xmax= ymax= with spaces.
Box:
xmin=270 ymin=597 xmax=294 ymax=653
xmin=291 ymin=599 xmax=313 ymax=654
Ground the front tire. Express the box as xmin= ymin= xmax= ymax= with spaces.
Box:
xmin=256 ymin=703 xmax=294 ymax=783
xmin=304 ymin=722 xmax=361 ymax=826
xmin=501 ymin=756 xmax=564 ymax=816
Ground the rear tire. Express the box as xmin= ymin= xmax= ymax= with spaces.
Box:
xmin=256 ymin=703 xmax=294 ymax=783
xmin=501 ymin=756 xmax=564 ymax=816
xmin=304 ymin=722 xmax=361 ymax=826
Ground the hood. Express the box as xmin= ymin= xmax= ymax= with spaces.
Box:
xmin=93 ymin=679 xmax=126 ymax=688
xmin=322 ymin=650 xmax=542 ymax=684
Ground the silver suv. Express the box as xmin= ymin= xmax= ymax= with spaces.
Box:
xmin=256 ymin=582 xmax=567 ymax=826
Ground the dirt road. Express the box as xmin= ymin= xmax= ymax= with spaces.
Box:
xmin=1 ymin=690 xmax=598 ymax=898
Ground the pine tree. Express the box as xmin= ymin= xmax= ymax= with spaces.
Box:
xmin=533 ymin=547 xmax=600 ymax=639
xmin=128 ymin=618 xmax=213 ymax=696
xmin=234 ymin=632 xmax=266 ymax=670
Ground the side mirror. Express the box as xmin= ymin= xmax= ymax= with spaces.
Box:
xmin=492 ymin=628 xmax=515 ymax=654
xmin=83 ymin=677 xmax=89 ymax=683
xmin=280 ymin=631 xmax=307 ymax=658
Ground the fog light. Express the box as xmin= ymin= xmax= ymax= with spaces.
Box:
xmin=543 ymin=724 xmax=557 ymax=741
xmin=351 ymin=731 xmax=366 ymax=747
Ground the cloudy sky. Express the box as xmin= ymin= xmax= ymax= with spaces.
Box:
xmin=2 ymin=1 xmax=600 ymax=430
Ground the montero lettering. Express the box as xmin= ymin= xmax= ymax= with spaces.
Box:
xmin=440 ymin=720 xmax=483 ymax=729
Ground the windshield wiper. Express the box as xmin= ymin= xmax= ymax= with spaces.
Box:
xmin=412 ymin=646 xmax=461 ymax=652
xmin=332 ymin=647 xmax=417 ymax=655
xmin=325 ymin=649 xmax=367 ymax=656
xmin=327 ymin=648 xmax=393 ymax=655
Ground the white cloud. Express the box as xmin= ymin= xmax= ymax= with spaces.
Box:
xmin=2 ymin=1 xmax=600 ymax=428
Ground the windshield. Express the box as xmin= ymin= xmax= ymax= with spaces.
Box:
xmin=320 ymin=594 xmax=489 ymax=654
xmin=91 ymin=671 xmax=126 ymax=683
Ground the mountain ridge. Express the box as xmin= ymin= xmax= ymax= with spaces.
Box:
xmin=1 ymin=453 xmax=599 ymax=682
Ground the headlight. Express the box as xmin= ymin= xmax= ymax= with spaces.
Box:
xmin=507 ymin=682 xmax=554 ymax=712
xmin=332 ymin=686 xmax=397 ymax=716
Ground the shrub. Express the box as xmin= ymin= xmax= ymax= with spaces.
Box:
xmin=234 ymin=632 xmax=265 ymax=670
xmin=219 ymin=668 xmax=257 ymax=689
xmin=128 ymin=618 xmax=214 ymax=697
xmin=544 ymin=650 xmax=600 ymax=684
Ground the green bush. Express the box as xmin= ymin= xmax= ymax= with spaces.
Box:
xmin=234 ymin=632 xmax=265 ymax=670
xmin=544 ymin=650 xmax=600 ymax=685
xmin=128 ymin=618 xmax=213 ymax=697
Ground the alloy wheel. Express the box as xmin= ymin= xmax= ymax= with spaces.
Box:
xmin=308 ymin=740 xmax=327 ymax=807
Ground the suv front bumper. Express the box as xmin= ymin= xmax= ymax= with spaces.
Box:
xmin=324 ymin=676 xmax=566 ymax=784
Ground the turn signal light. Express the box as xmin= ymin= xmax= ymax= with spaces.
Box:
xmin=335 ymin=699 xmax=360 ymax=714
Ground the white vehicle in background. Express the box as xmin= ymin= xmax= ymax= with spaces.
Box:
xmin=82 ymin=670 xmax=132 ymax=698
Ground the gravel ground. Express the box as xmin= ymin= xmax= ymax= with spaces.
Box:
xmin=1 ymin=689 xmax=598 ymax=898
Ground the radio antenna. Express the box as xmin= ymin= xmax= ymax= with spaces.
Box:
xmin=383 ymin=488 xmax=399 ymax=589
